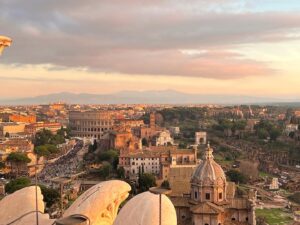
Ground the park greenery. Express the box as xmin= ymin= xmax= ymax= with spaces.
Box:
xmin=85 ymin=145 xmax=120 ymax=180
xmin=117 ymin=166 xmax=125 ymax=179
xmin=34 ymin=129 xmax=65 ymax=146
xmin=7 ymin=152 xmax=31 ymax=176
xmin=39 ymin=185 xmax=60 ymax=208
xmin=33 ymin=128 xmax=67 ymax=158
xmin=138 ymin=173 xmax=156 ymax=192
xmin=34 ymin=144 xmax=59 ymax=158
xmin=256 ymin=208 xmax=293 ymax=225
xmin=161 ymin=180 xmax=171 ymax=189
xmin=98 ymin=162 xmax=112 ymax=179
xmin=254 ymin=120 xmax=282 ymax=141
xmin=226 ymin=169 xmax=249 ymax=184
xmin=5 ymin=177 xmax=31 ymax=193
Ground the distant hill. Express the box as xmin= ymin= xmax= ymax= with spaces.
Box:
xmin=0 ymin=90 xmax=297 ymax=105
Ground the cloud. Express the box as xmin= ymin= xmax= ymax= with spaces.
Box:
xmin=0 ymin=0 xmax=299 ymax=79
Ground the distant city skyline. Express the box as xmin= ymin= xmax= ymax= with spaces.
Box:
xmin=1 ymin=0 xmax=300 ymax=99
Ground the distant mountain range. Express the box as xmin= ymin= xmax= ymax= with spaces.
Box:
xmin=0 ymin=90 xmax=298 ymax=105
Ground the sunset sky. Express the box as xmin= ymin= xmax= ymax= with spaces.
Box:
xmin=1 ymin=0 xmax=300 ymax=99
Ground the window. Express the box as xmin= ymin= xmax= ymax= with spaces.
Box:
xmin=205 ymin=193 xmax=210 ymax=200
xmin=219 ymin=192 xmax=222 ymax=199
xmin=194 ymin=191 xmax=198 ymax=199
xmin=232 ymin=218 xmax=236 ymax=221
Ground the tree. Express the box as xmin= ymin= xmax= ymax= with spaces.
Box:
xmin=34 ymin=144 xmax=59 ymax=159
xmin=34 ymin=129 xmax=65 ymax=146
xmin=45 ymin=144 xmax=59 ymax=154
xmin=34 ymin=129 xmax=53 ymax=146
xmin=39 ymin=185 xmax=60 ymax=208
xmin=233 ymin=120 xmax=247 ymax=131
xmin=98 ymin=150 xmax=118 ymax=165
xmin=7 ymin=152 xmax=31 ymax=176
xmin=0 ymin=161 xmax=5 ymax=170
xmin=92 ymin=140 xmax=98 ymax=151
xmin=5 ymin=177 xmax=31 ymax=193
xmin=5 ymin=132 xmax=10 ymax=138
xmin=288 ymin=192 xmax=300 ymax=204
xmin=142 ymin=138 xmax=148 ymax=146
xmin=57 ymin=126 xmax=71 ymax=139
xmin=99 ymin=162 xmax=112 ymax=180
xmin=226 ymin=169 xmax=248 ymax=184
xmin=50 ymin=134 xmax=65 ymax=145
xmin=178 ymin=142 xmax=187 ymax=149
xmin=161 ymin=180 xmax=170 ymax=189
xmin=257 ymin=128 xmax=269 ymax=140
xmin=117 ymin=167 xmax=125 ymax=179
xmin=88 ymin=144 xmax=94 ymax=153
xmin=138 ymin=173 xmax=156 ymax=192
xmin=269 ymin=128 xmax=281 ymax=141
xmin=34 ymin=145 xmax=50 ymax=158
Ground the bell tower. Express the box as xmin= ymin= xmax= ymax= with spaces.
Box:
xmin=150 ymin=112 xmax=156 ymax=129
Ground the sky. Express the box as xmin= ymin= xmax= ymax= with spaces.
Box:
xmin=1 ymin=0 xmax=300 ymax=99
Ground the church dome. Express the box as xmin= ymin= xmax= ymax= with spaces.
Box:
xmin=191 ymin=144 xmax=226 ymax=184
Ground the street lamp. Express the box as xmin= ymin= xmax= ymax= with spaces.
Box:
xmin=0 ymin=35 xmax=12 ymax=55
xmin=149 ymin=187 xmax=172 ymax=225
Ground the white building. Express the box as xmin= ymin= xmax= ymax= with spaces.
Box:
xmin=195 ymin=132 xmax=207 ymax=145
xmin=120 ymin=151 xmax=160 ymax=179
xmin=285 ymin=124 xmax=298 ymax=136
xmin=156 ymin=130 xmax=174 ymax=146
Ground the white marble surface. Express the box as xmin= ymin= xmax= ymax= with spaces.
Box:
xmin=0 ymin=186 xmax=54 ymax=225
xmin=64 ymin=180 xmax=131 ymax=225
xmin=113 ymin=191 xmax=177 ymax=225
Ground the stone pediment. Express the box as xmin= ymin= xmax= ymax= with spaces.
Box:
xmin=190 ymin=202 xmax=224 ymax=215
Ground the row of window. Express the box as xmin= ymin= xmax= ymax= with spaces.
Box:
xmin=132 ymin=162 xmax=158 ymax=166
xmin=194 ymin=192 xmax=223 ymax=200
xmin=131 ymin=157 xmax=159 ymax=161
xmin=73 ymin=127 xmax=112 ymax=132
xmin=71 ymin=120 xmax=113 ymax=126
xmin=132 ymin=169 xmax=159 ymax=174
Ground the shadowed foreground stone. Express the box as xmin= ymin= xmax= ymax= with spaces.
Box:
xmin=0 ymin=186 xmax=54 ymax=225
xmin=63 ymin=180 xmax=131 ymax=225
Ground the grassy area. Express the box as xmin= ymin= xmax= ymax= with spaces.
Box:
xmin=259 ymin=171 xmax=275 ymax=178
xmin=214 ymin=153 xmax=233 ymax=167
xmin=256 ymin=208 xmax=293 ymax=225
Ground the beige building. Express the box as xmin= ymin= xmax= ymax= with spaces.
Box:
xmin=171 ymin=145 xmax=256 ymax=225
xmin=69 ymin=110 xmax=115 ymax=139
xmin=0 ymin=122 xmax=25 ymax=137
xmin=119 ymin=146 xmax=197 ymax=181
xmin=0 ymin=139 xmax=43 ymax=176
